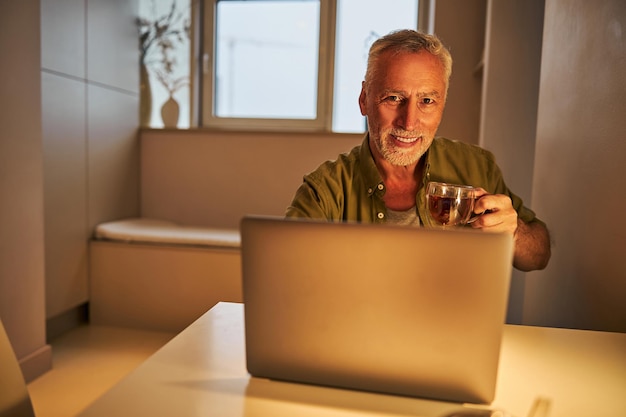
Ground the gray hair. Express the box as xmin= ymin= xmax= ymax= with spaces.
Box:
xmin=364 ymin=29 xmax=452 ymax=90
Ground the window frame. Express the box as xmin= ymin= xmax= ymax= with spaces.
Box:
xmin=198 ymin=0 xmax=432 ymax=132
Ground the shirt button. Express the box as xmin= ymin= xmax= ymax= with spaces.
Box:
xmin=367 ymin=188 xmax=373 ymax=194
xmin=377 ymin=212 xmax=384 ymax=219
xmin=377 ymin=184 xmax=384 ymax=190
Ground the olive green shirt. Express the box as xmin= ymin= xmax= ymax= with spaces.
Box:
xmin=286 ymin=135 xmax=543 ymax=228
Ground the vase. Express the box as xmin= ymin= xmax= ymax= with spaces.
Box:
xmin=161 ymin=95 xmax=180 ymax=128
xmin=140 ymin=63 xmax=152 ymax=127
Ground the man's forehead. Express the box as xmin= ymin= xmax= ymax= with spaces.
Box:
xmin=379 ymin=88 xmax=443 ymax=97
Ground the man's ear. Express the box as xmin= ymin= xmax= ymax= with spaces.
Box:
xmin=358 ymin=81 xmax=367 ymax=116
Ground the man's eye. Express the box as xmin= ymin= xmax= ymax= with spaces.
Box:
xmin=383 ymin=95 xmax=402 ymax=103
xmin=422 ymin=97 xmax=435 ymax=105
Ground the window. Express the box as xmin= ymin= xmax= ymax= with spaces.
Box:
xmin=138 ymin=0 xmax=192 ymax=128
xmin=202 ymin=0 xmax=332 ymax=131
xmin=140 ymin=0 xmax=429 ymax=132
xmin=213 ymin=1 xmax=321 ymax=121
xmin=333 ymin=0 xmax=425 ymax=132
xmin=203 ymin=0 xmax=424 ymax=133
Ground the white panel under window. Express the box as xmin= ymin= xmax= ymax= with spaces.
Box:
xmin=332 ymin=0 xmax=419 ymax=133
xmin=215 ymin=0 xmax=320 ymax=119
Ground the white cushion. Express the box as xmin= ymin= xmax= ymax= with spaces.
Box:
xmin=94 ymin=218 xmax=240 ymax=248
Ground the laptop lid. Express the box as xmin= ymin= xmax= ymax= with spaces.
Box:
xmin=240 ymin=215 xmax=513 ymax=404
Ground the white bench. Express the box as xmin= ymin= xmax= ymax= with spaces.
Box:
xmin=89 ymin=218 xmax=243 ymax=332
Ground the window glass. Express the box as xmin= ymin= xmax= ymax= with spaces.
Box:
xmin=332 ymin=0 xmax=419 ymax=133
xmin=138 ymin=0 xmax=191 ymax=128
xmin=139 ymin=0 xmax=421 ymax=132
xmin=215 ymin=0 xmax=320 ymax=119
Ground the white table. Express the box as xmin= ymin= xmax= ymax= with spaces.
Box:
xmin=78 ymin=302 xmax=626 ymax=417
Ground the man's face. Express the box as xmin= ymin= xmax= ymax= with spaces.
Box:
xmin=359 ymin=50 xmax=447 ymax=167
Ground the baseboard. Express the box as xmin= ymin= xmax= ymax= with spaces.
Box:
xmin=46 ymin=303 xmax=89 ymax=341
xmin=19 ymin=343 xmax=52 ymax=383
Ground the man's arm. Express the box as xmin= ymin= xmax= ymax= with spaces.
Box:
xmin=511 ymin=218 xmax=551 ymax=271
xmin=472 ymin=191 xmax=551 ymax=271
xmin=285 ymin=181 xmax=328 ymax=220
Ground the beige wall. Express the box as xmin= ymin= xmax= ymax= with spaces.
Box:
xmin=469 ymin=0 xmax=626 ymax=332
xmin=0 ymin=0 xmax=140 ymax=381
xmin=140 ymin=130 xmax=363 ymax=229
xmin=480 ymin=0 xmax=545 ymax=205
xmin=480 ymin=0 xmax=545 ymax=323
xmin=41 ymin=0 xmax=140 ymax=320
xmin=435 ymin=0 xmax=487 ymax=145
xmin=525 ymin=0 xmax=626 ymax=332
xmin=0 ymin=0 xmax=52 ymax=381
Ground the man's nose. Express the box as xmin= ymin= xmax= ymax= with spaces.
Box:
xmin=398 ymin=102 xmax=420 ymax=130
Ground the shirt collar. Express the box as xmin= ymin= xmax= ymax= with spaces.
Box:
xmin=359 ymin=133 xmax=435 ymax=192
xmin=358 ymin=134 xmax=385 ymax=197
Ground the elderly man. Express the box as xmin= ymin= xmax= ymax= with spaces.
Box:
xmin=286 ymin=29 xmax=550 ymax=271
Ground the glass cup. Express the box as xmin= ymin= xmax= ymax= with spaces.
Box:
xmin=426 ymin=182 xmax=477 ymax=227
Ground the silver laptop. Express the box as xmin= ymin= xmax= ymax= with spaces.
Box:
xmin=240 ymin=215 xmax=513 ymax=405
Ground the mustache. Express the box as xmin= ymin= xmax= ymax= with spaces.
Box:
xmin=387 ymin=129 xmax=423 ymax=138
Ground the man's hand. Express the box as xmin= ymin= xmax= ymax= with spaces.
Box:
xmin=470 ymin=188 xmax=551 ymax=271
xmin=470 ymin=188 xmax=518 ymax=235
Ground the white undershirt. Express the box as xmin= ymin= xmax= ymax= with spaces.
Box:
xmin=385 ymin=207 xmax=421 ymax=227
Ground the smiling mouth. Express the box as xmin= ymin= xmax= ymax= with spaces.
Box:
xmin=392 ymin=134 xmax=420 ymax=144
